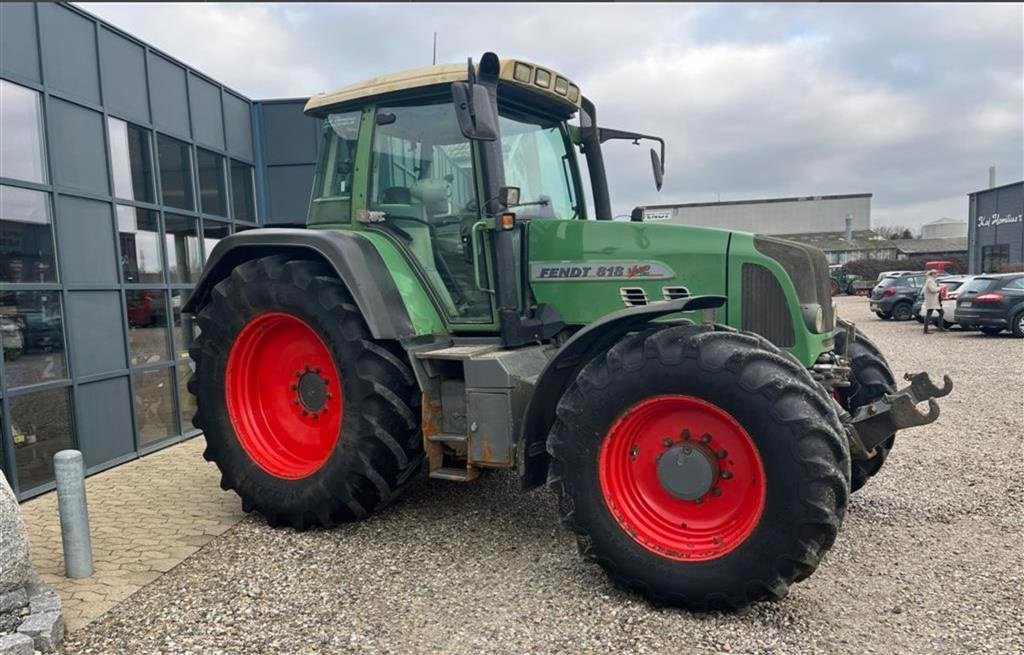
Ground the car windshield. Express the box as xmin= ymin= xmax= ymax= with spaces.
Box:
xmin=498 ymin=108 xmax=580 ymax=220
xmin=961 ymin=277 xmax=997 ymax=293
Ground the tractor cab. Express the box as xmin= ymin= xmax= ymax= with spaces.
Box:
xmin=302 ymin=53 xmax=665 ymax=345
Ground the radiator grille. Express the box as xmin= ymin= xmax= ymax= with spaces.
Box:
xmin=753 ymin=236 xmax=834 ymax=331
xmin=742 ymin=263 xmax=795 ymax=347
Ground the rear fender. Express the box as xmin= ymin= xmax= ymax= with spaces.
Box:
xmin=517 ymin=294 xmax=727 ymax=490
xmin=182 ymin=228 xmax=414 ymax=340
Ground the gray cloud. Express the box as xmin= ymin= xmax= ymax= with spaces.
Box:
xmin=79 ymin=2 xmax=1022 ymax=229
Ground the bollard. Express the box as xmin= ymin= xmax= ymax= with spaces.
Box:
xmin=53 ymin=449 xmax=93 ymax=578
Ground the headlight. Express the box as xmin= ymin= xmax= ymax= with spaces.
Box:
xmin=801 ymin=304 xmax=825 ymax=333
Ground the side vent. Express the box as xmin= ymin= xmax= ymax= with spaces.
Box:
xmin=619 ymin=287 xmax=648 ymax=307
xmin=662 ymin=286 xmax=690 ymax=301
xmin=741 ymin=263 xmax=795 ymax=347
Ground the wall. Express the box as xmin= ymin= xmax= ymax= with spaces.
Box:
xmin=968 ymin=182 xmax=1024 ymax=273
xmin=0 ymin=2 xmax=261 ymax=498
xmin=643 ymin=194 xmax=871 ymax=235
xmin=254 ymin=99 xmax=319 ymax=224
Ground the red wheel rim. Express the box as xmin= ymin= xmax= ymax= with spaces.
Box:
xmin=598 ymin=395 xmax=766 ymax=561
xmin=225 ymin=312 xmax=343 ymax=479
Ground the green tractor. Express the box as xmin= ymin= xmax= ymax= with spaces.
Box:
xmin=184 ymin=53 xmax=951 ymax=610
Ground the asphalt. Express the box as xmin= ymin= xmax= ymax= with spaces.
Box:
xmin=65 ymin=296 xmax=1024 ymax=655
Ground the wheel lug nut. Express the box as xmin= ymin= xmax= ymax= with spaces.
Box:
xmin=290 ymin=383 xmax=298 ymax=390
xmin=301 ymin=409 xmax=308 ymax=416
xmin=325 ymin=392 xmax=332 ymax=400
xmin=311 ymin=412 xmax=319 ymax=420
xmin=680 ymin=429 xmax=691 ymax=441
xmin=662 ymin=437 xmax=674 ymax=448
xmin=700 ymin=433 xmax=712 ymax=444
xmin=720 ymin=470 xmax=733 ymax=480
xmin=294 ymin=371 xmax=302 ymax=378
xmin=292 ymin=398 xmax=300 ymax=405
xmin=711 ymin=487 xmax=722 ymax=496
xmin=716 ymin=449 xmax=727 ymax=458
xmin=313 ymin=366 xmax=321 ymax=374
xmin=630 ymin=444 xmax=639 ymax=460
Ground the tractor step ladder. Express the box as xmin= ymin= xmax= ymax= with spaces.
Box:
xmin=415 ymin=344 xmax=498 ymax=483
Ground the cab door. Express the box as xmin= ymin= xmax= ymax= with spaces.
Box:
xmin=366 ymin=99 xmax=497 ymax=328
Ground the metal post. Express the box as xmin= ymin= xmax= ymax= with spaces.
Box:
xmin=53 ymin=450 xmax=93 ymax=578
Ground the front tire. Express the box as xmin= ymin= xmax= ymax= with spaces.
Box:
xmin=833 ymin=322 xmax=896 ymax=492
xmin=548 ymin=325 xmax=850 ymax=610
xmin=190 ymin=255 xmax=423 ymax=529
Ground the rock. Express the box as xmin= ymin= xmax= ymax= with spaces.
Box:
xmin=0 ymin=476 xmax=31 ymax=593
xmin=16 ymin=611 xmax=64 ymax=653
xmin=0 ymin=633 xmax=34 ymax=655
xmin=0 ymin=587 xmax=28 ymax=614
xmin=27 ymin=588 xmax=61 ymax=616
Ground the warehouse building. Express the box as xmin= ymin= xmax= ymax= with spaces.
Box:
xmin=920 ymin=217 xmax=967 ymax=239
xmin=968 ymin=181 xmax=1024 ymax=273
xmin=0 ymin=3 xmax=317 ymax=498
xmin=641 ymin=193 xmax=872 ymax=235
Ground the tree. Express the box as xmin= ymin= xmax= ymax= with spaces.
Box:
xmin=875 ymin=225 xmax=916 ymax=240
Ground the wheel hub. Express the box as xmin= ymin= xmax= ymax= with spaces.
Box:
xmin=296 ymin=367 xmax=329 ymax=413
xmin=657 ymin=442 xmax=718 ymax=501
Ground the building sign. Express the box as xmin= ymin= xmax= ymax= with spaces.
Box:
xmin=643 ymin=209 xmax=673 ymax=222
xmin=977 ymin=212 xmax=1023 ymax=228
xmin=531 ymin=261 xmax=675 ymax=281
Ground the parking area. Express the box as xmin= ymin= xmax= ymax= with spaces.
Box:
xmin=59 ymin=295 xmax=1023 ymax=654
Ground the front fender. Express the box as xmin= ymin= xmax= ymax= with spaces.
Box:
xmin=183 ymin=228 xmax=414 ymax=341
xmin=517 ymin=294 xmax=726 ymax=490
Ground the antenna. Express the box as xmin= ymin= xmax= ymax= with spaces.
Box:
xmin=432 ymin=32 xmax=437 ymax=65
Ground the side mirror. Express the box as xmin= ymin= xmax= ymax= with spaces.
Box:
xmin=650 ymin=148 xmax=664 ymax=191
xmin=451 ymin=82 xmax=498 ymax=141
xmin=630 ymin=206 xmax=644 ymax=222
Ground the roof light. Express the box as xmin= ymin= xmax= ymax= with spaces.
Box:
xmin=513 ymin=62 xmax=532 ymax=83
xmin=567 ymin=84 xmax=580 ymax=102
xmin=534 ymin=68 xmax=551 ymax=89
xmin=554 ymin=76 xmax=569 ymax=95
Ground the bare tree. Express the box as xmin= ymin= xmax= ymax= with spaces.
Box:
xmin=875 ymin=225 xmax=916 ymax=240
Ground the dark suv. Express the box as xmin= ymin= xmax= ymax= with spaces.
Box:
xmin=869 ymin=271 xmax=925 ymax=320
xmin=954 ymin=273 xmax=1024 ymax=338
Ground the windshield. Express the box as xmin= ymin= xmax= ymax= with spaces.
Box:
xmin=499 ymin=109 xmax=580 ymax=220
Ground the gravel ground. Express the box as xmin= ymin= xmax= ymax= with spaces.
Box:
xmin=66 ymin=296 xmax=1024 ymax=655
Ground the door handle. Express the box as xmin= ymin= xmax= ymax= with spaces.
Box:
xmin=470 ymin=221 xmax=495 ymax=294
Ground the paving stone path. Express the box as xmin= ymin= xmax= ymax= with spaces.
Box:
xmin=18 ymin=438 xmax=243 ymax=632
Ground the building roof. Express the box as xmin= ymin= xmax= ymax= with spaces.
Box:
xmin=891 ymin=237 xmax=968 ymax=255
xmin=645 ymin=193 xmax=872 ymax=211
xmin=305 ymin=58 xmax=581 ymax=113
xmin=968 ymin=180 xmax=1023 ymax=196
xmin=923 ymin=217 xmax=964 ymax=226
xmin=777 ymin=230 xmax=895 ymax=252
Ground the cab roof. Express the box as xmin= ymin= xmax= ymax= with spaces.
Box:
xmin=304 ymin=58 xmax=581 ymax=115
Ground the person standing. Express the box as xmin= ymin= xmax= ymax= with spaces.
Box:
xmin=922 ymin=269 xmax=944 ymax=333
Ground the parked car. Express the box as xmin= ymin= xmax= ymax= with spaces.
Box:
xmin=954 ymin=273 xmax=1024 ymax=337
xmin=913 ymin=275 xmax=972 ymax=328
xmin=869 ymin=271 xmax=925 ymax=320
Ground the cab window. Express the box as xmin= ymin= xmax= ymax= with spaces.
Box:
xmin=310 ymin=111 xmax=361 ymax=223
xmin=499 ymin=109 xmax=580 ymax=220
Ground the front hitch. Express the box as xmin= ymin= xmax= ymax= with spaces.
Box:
xmin=845 ymin=372 xmax=953 ymax=459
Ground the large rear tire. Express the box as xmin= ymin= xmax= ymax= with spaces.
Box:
xmin=190 ymin=255 xmax=423 ymax=529
xmin=833 ymin=322 xmax=895 ymax=492
xmin=548 ymin=325 xmax=850 ymax=610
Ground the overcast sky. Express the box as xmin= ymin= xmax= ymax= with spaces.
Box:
xmin=80 ymin=2 xmax=1022 ymax=230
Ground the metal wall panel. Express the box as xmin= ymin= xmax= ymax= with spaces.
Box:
xmin=224 ymin=92 xmax=254 ymax=161
xmin=0 ymin=3 xmax=41 ymax=83
xmin=38 ymin=3 xmax=101 ymax=105
xmin=55 ymin=196 xmax=118 ymax=284
xmin=266 ymin=164 xmax=315 ymax=222
xmin=48 ymin=98 xmax=110 ymax=195
xmin=76 ymin=377 xmax=134 ymax=468
xmin=148 ymin=54 xmax=191 ymax=138
xmin=98 ymin=27 xmax=150 ymax=124
xmin=260 ymin=101 xmax=318 ymax=165
xmin=188 ymin=74 xmax=225 ymax=150
xmin=65 ymin=291 xmax=127 ymax=377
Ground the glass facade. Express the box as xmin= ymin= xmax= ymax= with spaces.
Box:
xmin=0 ymin=3 xmax=266 ymax=498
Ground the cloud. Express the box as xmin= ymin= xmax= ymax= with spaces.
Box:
xmin=78 ymin=2 xmax=1023 ymax=229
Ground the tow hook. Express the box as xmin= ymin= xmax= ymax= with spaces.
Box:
xmin=845 ymin=372 xmax=954 ymax=458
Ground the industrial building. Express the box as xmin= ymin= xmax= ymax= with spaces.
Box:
xmin=920 ymin=217 xmax=967 ymax=239
xmin=641 ymin=193 xmax=899 ymax=264
xmin=0 ymin=3 xmax=317 ymax=498
xmin=968 ymin=181 xmax=1024 ymax=274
